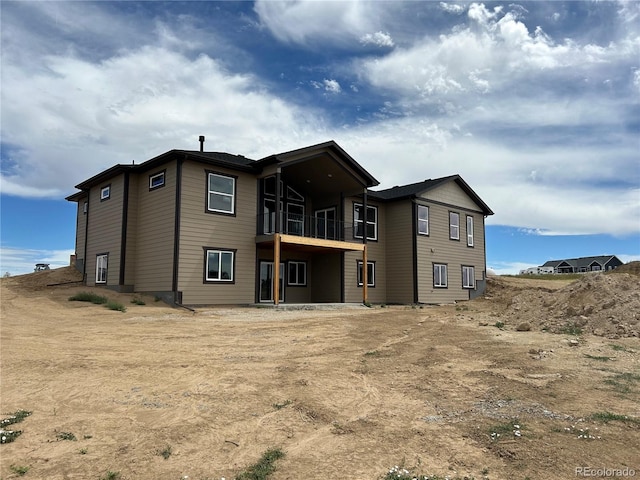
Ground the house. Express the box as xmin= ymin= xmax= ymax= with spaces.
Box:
xmin=541 ymin=256 xmax=623 ymax=274
xmin=65 ymin=139 xmax=494 ymax=306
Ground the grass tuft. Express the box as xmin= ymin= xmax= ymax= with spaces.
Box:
xmin=157 ymin=444 xmax=172 ymax=459
xmin=235 ymin=447 xmax=285 ymax=480
xmin=591 ymin=411 xmax=640 ymax=424
xmin=105 ymin=300 xmax=126 ymax=312
xmin=68 ymin=292 xmax=107 ymax=304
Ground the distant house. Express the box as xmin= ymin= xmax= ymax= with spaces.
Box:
xmin=541 ymin=255 xmax=623 ymax=274
xmin=65 ymin=139 xmax=494 ymax=306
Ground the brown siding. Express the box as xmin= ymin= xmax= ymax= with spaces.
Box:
xmin=85 ymin=176 xmax=124 ymax=286
xmin=310 ymin=253 xmax=341 ymax=302
xmin=343 ymin=196 xmax=386 ymax=303
xmin=425 ymin=181 xmax=479 ymax=210
xmin=384 ymin=200 xmax=414 ymax=304
xmin=416 ymin=182 xmax=486 ymax=304
xmin=132 ymin=164 xmax=176 ymax=292
xmin=178 ymin=162 xmax=257 ymax=305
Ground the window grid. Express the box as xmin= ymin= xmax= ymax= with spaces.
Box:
xmin=288 ymin=261 xmax=307 ymax=286
xmin=462 ymin=266 xmax=475 ymax=289
xmin=354 ymin=203 xmax=378 ymax=241
xmin=96 ymin=254 xmax=108 ymax=284
xmin=449 ymin=212 xmax=460 ymax=240
xmin=205 ymin=249 xmax=234 ymax=282
xmin=207 ymin=173 xmax=235 ymax=214
xmin=466 ymin=215 xmax=474 ymax=246
xmin=357 ymin=261 xmax=375 ymax=287
xmin=417 ymin=205 xmax=429 ymax=235
xmin=433 ymin=263 xmax=447 ymax=288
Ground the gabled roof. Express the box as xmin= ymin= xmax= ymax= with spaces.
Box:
xmin=369 ymin=174 xmax=494 ymax=215
xmin=256 ymin=140 xmax=379 ymax=188
xmin=542 ymin=255 xmax=621 ymax=269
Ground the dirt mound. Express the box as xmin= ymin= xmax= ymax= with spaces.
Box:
xmin=610 ymin=261 xmax=640 ymax=276
xmin=1 ymin=266 xmax=84 ymax=291
xmin=496 ymin=272 xmax=640 ymax=338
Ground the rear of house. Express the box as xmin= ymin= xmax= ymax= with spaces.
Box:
xmin=66 ymin=140 xmax=493 ymax=306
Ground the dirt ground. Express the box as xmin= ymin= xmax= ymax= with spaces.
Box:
xmin=1 ymin=267 xmax=639 ymax=480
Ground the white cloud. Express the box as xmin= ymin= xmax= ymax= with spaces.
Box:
xmin=360 ymin=31 xmax=395 ymax=48
xmin=0 ymin=246 xmax=75 ymax=276
xmin=440 ymin=3 xmax=466 ymax=15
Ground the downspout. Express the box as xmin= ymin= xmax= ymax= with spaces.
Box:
xmin=82 ymin=191 xmax=90 ymax=283
xmin=119 ymin=171 xmax=130 ymax=287
xmin=172 ymin=156 xmax=184 ymax=304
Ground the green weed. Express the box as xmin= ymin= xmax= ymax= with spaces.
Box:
xmin=56 ymin=431 xmax=77 ymax=441
xmin=131 ymin=297 xmax=146 ymax=305
xmin=235 ymin=447 xmax=285 ymax=480
xmin=10 ymin=465 xmax=30 ymax=476
xmin=105 ymin=300 xmax=126 ymax=312
xmin=68 ymin=292 xmax=107 ymax=304
xmin=157 ymin=444 xmax=172 ymax=459
xmin=591 ymin=411 xmax=640 ymax=424
xmin=584 ymin=354 xmax=614 ymax=362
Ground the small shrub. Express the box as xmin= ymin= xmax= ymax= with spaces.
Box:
xmin=235 ymin=447 xmax=285 ymax=480
xmin=560 ymin=323 xmax=583 ymax=335
xmin=10 ymin=464 xmax=30 ymax=476
xmin=131 ymin=297 xmax=146 ymax=305
xmin=1 ymin=429 xmax=23 ymax=444
xmin=100 ymin=471 xmax=121 ymax=480
xmin=489 ymin=419 xmax=522 ymax=441
xmin=56 ymin=431 xmax=77 ymax=441
xmin=591 ymin=411 xmax=640 ymax=424
xmin=364 ymin=350 xmax=380 ymax=357
xmin=79 ymin=447 xmax=88 ymax=454
xmin=609 ymin=344 xmax=627 ymax=352
xmin=105 ymin=301 xmax=126 ymax=312
xmin=494 ymin=321 xmax=505 ymax=330
xmin=584 ymin=354 xmax=613 ymax=362
xmin=1 ymin=410 xmax=31 ymax=428
xmin=68 ymin=292 xmax=107 ymax=304
xmin=272 ymin=400 xmax=292 ymax=410
xmin=157 ymin=444 xmax=172 ymax=459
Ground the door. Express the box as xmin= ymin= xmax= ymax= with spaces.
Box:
xmin=315 ymin=208 xmax=336 ymax=240
xmin=259 ymin=261 xmax=284 ymax=303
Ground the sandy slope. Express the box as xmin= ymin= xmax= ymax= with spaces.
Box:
xmin=1 ymin=268 xmax=638 ymax=479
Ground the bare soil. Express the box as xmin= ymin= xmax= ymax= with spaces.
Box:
xmin=1 ymin=267 xmax=639 ymax=480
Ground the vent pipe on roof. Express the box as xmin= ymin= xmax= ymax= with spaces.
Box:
xmin=199 ymin=135 xmax=205 ymax=152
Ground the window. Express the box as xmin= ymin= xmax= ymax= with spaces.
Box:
xmin=288 ymin=261 xmax=307 ymax=286
xmin=287 ymin=185 xmax=304 ymax=202
xmin=149 ymin=171 xmax=165 ymax=190
xmin=205 ymin=249 xmax=234 ymax=282
xmin=287 ymin=204 xmax=304 ymax=236
xmin=417 ymin=205 xmax=429 ymax=235
xmin=354 ymin=203 xmax=378 ymax=241
xmin=433 ymin=263 xmax=447 ymax=288
xmin=207 ymin=172 xmax=235 ymax=214
xmin=449 ymin=212 xmax=460 ymax=240
xmin=462 ymin=266 xmax=475 ymax=289
xmin=96 ymin=254 xmax=108 ymax=284
xmin=466 ymin=215 xmax=474 ymax=246
xmin=100 ymin=185 xmax=110 ymax=201
xmin=357 ymin=261 xmax=375 ymax=287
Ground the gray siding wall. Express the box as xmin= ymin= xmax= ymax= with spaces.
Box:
xmin=384 ymin=200 xmax=414 ymax=304
xmin=133 ymin=163 xmax=176 ymax=292
xmin=416 ymin=182 xmax=486 ymax=304
xmin=178 ymin=162 xmax=257 ymax=305
xmin=85 ymin=176 xmax=125 ymax=287
xmin=343 ymin=196 xmax=386 ymax=303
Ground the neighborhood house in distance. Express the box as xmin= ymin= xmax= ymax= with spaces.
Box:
xmin=65 ymin=139 xmax=494 ymax=306
xmin=520 ymin=255 xmax=624 ymax=275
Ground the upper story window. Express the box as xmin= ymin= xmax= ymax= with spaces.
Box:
xmin=100 ymin=185 xmax=111 ymax=201
xmin=466 ymin=215 xmax=474 ymax=246
xmin=207 ymin=172 xmax=235 ymax=215
xmin=149 ymin=171 xmax=165 ymax=190
xmin=417 ymin=205 xmax=429 ymax=235
xmin=354 ymin=203 xmax=378 ymax=241
xmin=449 ymin=212 xmax=460 ymax=240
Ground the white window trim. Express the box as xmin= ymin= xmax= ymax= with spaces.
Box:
xmin=100 ymin=185 xmax=110 ymax=201
xmin=354 ymin=203 xmax=378 ymax=241
xmin=466 ymin=215 xmax=474 ymax=246
xmin=205 ymin=249 xmax=234 ymax=282
xmin=96 ymin=254 xmax=108 ymax=284
xmin=462 ymin=266 xmax=475 ymax=289
xmin=149 ymin=171 xmax=165 ymax=190
xmin=207 ymin=173 xmax=235 ymax=214
xmin=434 ymin=263 xmax=447 ymax=288
xmin=288 ymin=261 xmax=307 ymax=286
xmin=417 ymin=205 xmax=429 ymax=235
xmin=357 ymin=260 xmax=375 ymax=287
xmin=449 ymin=212 xmax=460 ymax=240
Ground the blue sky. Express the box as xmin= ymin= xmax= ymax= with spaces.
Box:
xmin=1 ymin=1 xmax=639 ymax=275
